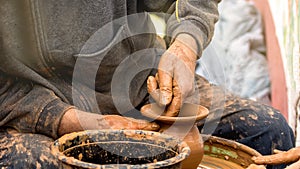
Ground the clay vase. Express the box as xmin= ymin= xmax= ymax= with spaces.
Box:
xmin=141 ymin=103 xmax=209 ymax=169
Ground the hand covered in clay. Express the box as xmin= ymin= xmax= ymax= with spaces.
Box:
xmin=249 ymin=148 xmax=300 ymax=169
xmin=144 ymin=34 xmax=197 ymax=117
xmin=58 ymin=109 xmax=160 ymax=136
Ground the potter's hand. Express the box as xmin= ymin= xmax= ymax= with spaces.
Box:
xmin=58 ymin=109 xmax=160 ymax=136
xmin=251 ymin=148 xmax=300 ymax=169
xmin=147 ymin=34 xmax=197 ymax=117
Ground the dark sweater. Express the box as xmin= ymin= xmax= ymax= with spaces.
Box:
xmin=0 ymin=0 xmax=220 ymax=138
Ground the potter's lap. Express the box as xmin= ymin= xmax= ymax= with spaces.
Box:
xmin=193 ymin=79 xmax=295 ymax=169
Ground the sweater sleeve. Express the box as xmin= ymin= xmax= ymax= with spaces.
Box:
xmin=142 ymin=0 xmax=221 ymax=57
xmin=0 ymin=72 xmax=74 ymax=139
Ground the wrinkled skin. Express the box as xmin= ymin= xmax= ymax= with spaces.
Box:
xmin=58 ymin=109 xmax=160 ymax=136
xmin=144 ymin=35 xmax=197 ymax=117
xmin=247 ymin=148 xmax=300 ymax=169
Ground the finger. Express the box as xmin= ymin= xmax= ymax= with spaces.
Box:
xmin=286 ymin=159 xmax=300 ymax=169
xmin=158 ymin=57 xmax=173 ymax=106
xmin=127 ymin=117 xmax=160 ymax=131
xmin=246 ymin=164 xmax=266 ymax=169
xmin=252 ymin=154 xmax=288 ymax=165
xmin=274 ymin=149 xmax=284 ymax=154
xmin=147 ymin=76 xmax=158 ymax=92
xmin=139 ymin=122 xmax=160 ymax=131
xmin=164 ymin=80 xmax=181 ymax=117
xmin=147 ymin=76 xmax=160 ymax=103
xmin=252 ymin=148 xmax=300 ymax=165
xmin=158 ymin=70 xmax=173 ymax=105
xmin=155 ymin=73 xmax=160 ymax=84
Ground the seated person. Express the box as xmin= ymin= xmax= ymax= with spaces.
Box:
xmin=0 ymin=1 xmax=294 ymax=169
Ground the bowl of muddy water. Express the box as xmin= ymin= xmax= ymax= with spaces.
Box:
xmin=51 ymin=130 xmax=191 ymax=169
xmin=198 ymin=135 xmax=262 ymax=169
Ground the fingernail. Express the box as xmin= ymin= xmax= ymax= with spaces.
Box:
xmin=160 ymin=93 xmax=171 ymax=105
xmin=161 ymin=97 xmax=168 ymax=105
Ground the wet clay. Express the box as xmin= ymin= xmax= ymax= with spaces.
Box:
xmin=199 ymin=155 xmax=244 ymax=169
xmin=200 ymin=135 xmax=262 ymax=169
xmin=141 ymin=103 xmax=209 ymax=169
xmin=180 ymin=125 xmax=204 ymax=169
xmin=51 ymin=130 xmax=191 ymax=169
xmin=63 ymin=141 xmax=177 ymax=165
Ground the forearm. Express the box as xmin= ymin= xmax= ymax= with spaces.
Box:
xmin=167 ymin=0 xmax=221 ymax=57
xmin=58 ymin=109 xmax=110 ymax=136
xmin=59 ymin=108 xmax=160 ymax=136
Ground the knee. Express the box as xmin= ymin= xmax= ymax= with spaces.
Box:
xmin=237 ymin=108 xmax=295 ymax=154
xmin=268 ymin=111 xmax=295 ymax=149
xmin=0 ymin=132 xmax=59 ymax=168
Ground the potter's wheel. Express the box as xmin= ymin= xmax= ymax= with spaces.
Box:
xmin=198 ymin=155 xmax=244 ymax=169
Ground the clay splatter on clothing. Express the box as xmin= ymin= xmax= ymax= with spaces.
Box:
xmin=0 ymin=128 xmax=59 ymax=168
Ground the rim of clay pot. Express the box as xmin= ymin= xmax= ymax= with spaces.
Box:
xmin=202 ymin=135 xmax=261 ymax=157
xmin=141 ymin=103 xmax=209 ymax=124
xmin=201 ymin=135 xmax=262 ymax=168
xmin=51 ymin=130 xmax=191 ymax=169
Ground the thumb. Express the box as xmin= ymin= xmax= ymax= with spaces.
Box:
xmin=158 ymin=70 xmax=173 ymax=106
xmin=139 ymin=121 xmax=160 ymax=131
